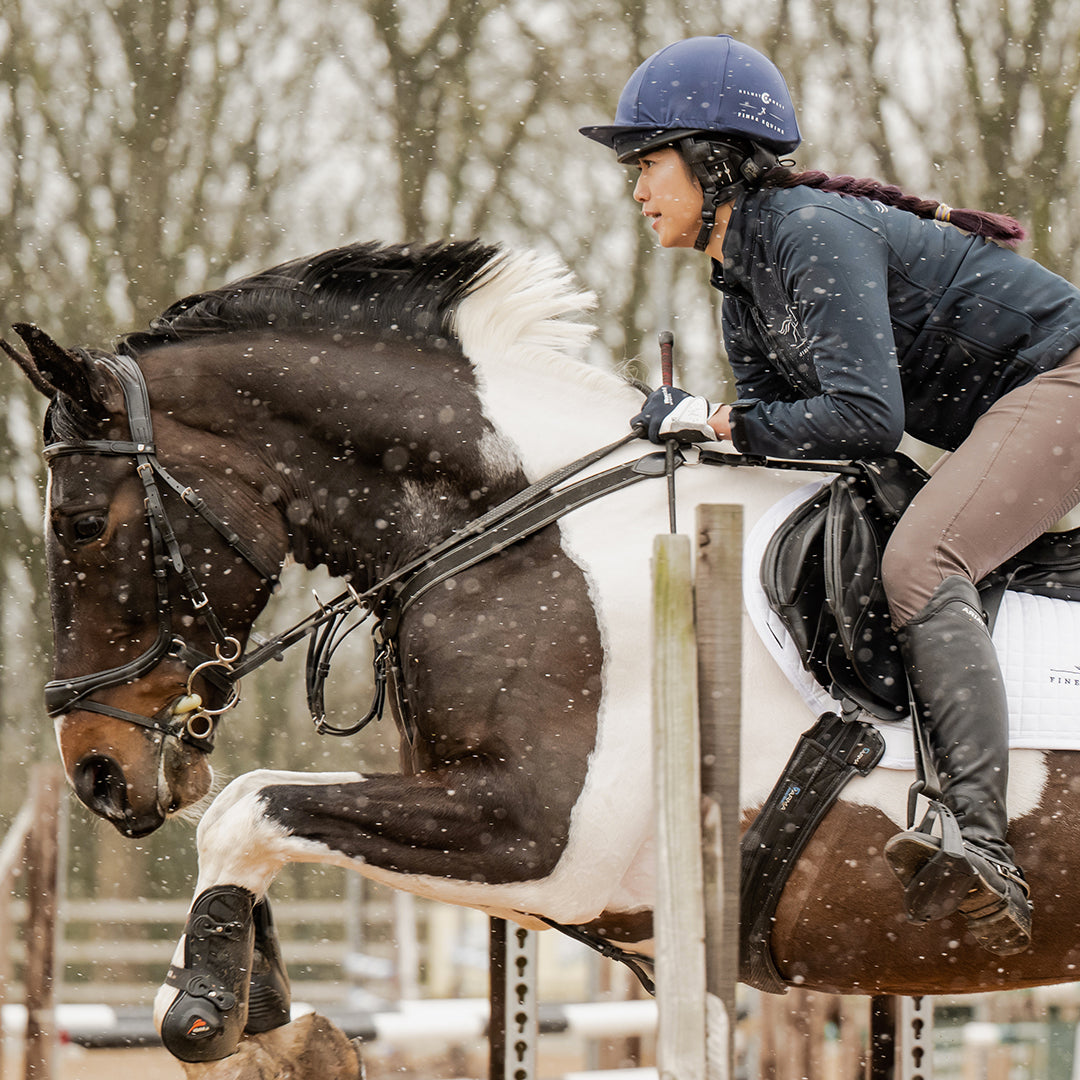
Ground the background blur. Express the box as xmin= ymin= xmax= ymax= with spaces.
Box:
xmin=1 ymin=0 xmax=1080 ymax=1069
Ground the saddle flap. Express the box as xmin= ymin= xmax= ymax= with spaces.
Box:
xmin=824 ymin=477 xmax=890 ymax=657
xmin=760 ymin=483 xmax=832 ymax=665
xmin=823 ymin=468 xmax=910 ymax=714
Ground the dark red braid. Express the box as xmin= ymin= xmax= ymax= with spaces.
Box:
xmin=762 ymin=168 xmax=1027 ymax=246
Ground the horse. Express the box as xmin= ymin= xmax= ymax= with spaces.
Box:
xmin=7 ymin=239 xmax=1080 ymax=1062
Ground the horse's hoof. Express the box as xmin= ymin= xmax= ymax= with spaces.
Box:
xmin=159 ymin=885 xmax=255 ymax=1062
xmin=245 ymin=897 xmax=292 ymax=1034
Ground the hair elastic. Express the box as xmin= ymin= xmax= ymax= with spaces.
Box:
xmin=934 ymin=203 xmax=952 ymax=223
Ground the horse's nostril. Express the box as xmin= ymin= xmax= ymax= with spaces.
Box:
xmin=73 ymin=754 xmax=128 ymax=817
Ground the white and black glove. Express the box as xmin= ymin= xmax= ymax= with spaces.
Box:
xmin=631 ymin=386 xmax=716 ymax=444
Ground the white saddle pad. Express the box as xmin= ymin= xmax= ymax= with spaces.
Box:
xmin=745 ymin=484 xmax=1080 ymax=770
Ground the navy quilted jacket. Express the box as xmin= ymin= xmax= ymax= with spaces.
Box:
xmin=713 ymin=185 xmax=1080 ymax=458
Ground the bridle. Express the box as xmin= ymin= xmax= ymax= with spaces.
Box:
xmin=44 ymin=351 xmax=282 ymax=750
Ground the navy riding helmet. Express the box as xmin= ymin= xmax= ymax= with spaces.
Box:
xmin=581 ymin=35 xmax=801 ymax=249
xmin=580 ymin=34 xmax=801 ymax=161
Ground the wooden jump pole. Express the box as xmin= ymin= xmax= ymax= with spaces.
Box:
xmin=652 ymin=531 xmax=707 ymax=1080
xmin=869 ymin=994 xmax=933 ymax=1080
xmin=652 ymin=503 xmax=742 ymax=1080
xmin=695 ymin=504 xmax=742 ymax=1079
xmin=3 ymin=763 xmax=64 ymax=1080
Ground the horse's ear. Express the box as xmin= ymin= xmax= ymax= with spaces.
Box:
xmin=4 ymin=324 xmax=119 ymax=414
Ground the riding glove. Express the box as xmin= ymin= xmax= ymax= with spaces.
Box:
xmin=631 ymin=386 xmax=717 ymax=444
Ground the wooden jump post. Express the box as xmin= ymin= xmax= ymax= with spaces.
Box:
xmin=0 ymin=762 xmax=64 ymax=1080
xmin=489 ymin=917 xmax=539 ymax=1080
xmin=653 ymin=504 xmax=742 ymax=1080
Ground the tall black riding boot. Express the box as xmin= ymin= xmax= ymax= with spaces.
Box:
xmin=883 ymin=575 xmax=1031 ymax=956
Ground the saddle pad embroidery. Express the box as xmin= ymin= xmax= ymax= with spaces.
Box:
xmin=745 ymin=484 xmax=1080 ymax=770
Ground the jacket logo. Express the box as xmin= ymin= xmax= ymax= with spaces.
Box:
xmin=777 ymin=304 xmax=810 ymax=354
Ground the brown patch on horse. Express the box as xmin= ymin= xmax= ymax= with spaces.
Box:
xmin=579 ymin=909 xmax=653 ymax=945
xmin=768 ymin=767 xmax=1080 ymax=994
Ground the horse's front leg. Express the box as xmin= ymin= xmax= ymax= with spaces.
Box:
xmin=156 ymin=761 xmax=575 ymax=1062
xmin=155 ymin=881 xmax=291 ymax=1062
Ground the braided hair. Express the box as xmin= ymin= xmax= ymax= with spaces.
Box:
xmin=761 ymin=167 xmax=1026 ymax=245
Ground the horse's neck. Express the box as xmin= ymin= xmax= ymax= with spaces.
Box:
xmin=168 ymin=328 xmax=640 ymax=586
xmin=209 ymin=338 xmax=581 ymax=582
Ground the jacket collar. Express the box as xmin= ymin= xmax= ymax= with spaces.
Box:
xmin=709 ymin=188 xmax=755 ymax=294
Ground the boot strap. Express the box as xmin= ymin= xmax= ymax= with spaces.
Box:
xmin=980 ymin=856 xmax=1031 ymax=898
xmin=165 ymin=966 xmax=237 ymax=1012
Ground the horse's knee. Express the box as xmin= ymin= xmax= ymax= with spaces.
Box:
xmin=195 ymin=771 xmax=284 ymax=892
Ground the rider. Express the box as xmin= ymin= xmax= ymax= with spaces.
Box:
xmin=582 ymin=33 xmax=1080 ymax=957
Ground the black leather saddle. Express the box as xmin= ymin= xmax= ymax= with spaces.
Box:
xmin=760 ymin=453 xmax=1080 ymax=720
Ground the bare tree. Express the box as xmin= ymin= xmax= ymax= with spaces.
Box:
xmin=0 ymin=0 xmax=326 ymax=831
xmin=0 ymin=0 xmax=329 ymax=343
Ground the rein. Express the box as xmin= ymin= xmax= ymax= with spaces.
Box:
xmin=49 ymin=349 xmax=854 ymax=752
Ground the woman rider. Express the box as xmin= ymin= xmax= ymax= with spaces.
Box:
xmin=582 ymin=34 xmax=1080 ymax=957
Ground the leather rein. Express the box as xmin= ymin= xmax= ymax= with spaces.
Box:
xmin=45 ymin=351 xmax=706 ymax=752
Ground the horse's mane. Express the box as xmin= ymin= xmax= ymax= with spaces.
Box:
xmin=117 ymin=240 xmax=503 ymax=356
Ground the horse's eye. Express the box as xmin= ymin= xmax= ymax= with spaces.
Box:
xmin=71 ymin=513 xmax=108 ymax=544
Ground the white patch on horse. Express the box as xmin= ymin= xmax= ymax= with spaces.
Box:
xmin=477 ymin=428 xmax=519 ymax=483
xmin=191 ymin=769 xmax=357 ymax=896
xmin=455 ymin=249 xmax=628 ymax=481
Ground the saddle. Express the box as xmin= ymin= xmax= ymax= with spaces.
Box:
xmin=760 ymin=452 xmax=1080 ymax=720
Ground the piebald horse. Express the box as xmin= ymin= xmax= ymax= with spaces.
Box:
xmin=6 ymin=241 xmax=1080 ymax=1061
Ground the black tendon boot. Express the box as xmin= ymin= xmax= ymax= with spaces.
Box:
xmin=159 ymin=885 xmax=256 ymax=1062
xmin=244 ymin=897 xmax=292 ymax=1034
xmin=883 ymin=575 xmax=1032 ymax=956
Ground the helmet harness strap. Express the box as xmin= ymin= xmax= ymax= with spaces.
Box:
xmin=677 ymin=137 xmax=779 ymax=250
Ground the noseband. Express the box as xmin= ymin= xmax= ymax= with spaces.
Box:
xmin=44 ymin=352 xmax=281 ymax=750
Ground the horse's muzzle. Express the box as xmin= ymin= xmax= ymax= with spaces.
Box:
xmin=72 ymin=753 xmax=166 ymax=837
